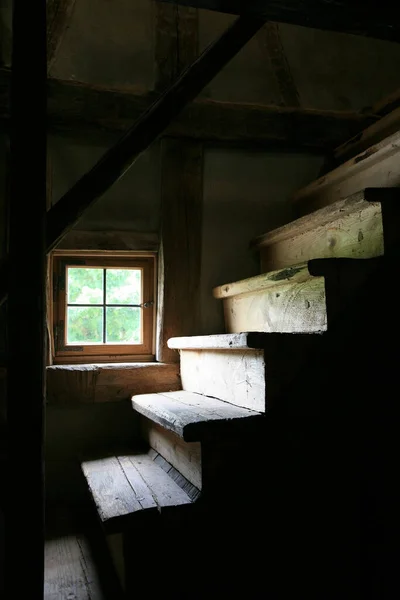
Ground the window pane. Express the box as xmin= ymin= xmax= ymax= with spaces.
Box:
xmin=106 ymin=269 xmax=141 ymax=305
xmin=67 ymin=268 xmax=104 ymax=304
xmin=67 ymin=306 xmax=103 ymax=344
xmin=106 ymin=307 xmax=141 ymax=344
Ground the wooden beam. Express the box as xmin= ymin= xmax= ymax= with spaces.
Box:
xmin=157 ymin=139 xmax=203 ymax=363
xmin=372 ymin=87 xmax=400 ymax=118
xmin=333 ymin=106 xmax=400 ymax=166
xmin=159 ymin=0 xmax=400 ymax=42
xmin=45 ymin=16 xmax=265 ymax=251
xmin=46 ymin=0 xmax=77 ymax=70
xmin=7 ymin=2 xmax=46 ymax=600
xmin=260 ymin=22 xmax=300 ymax=107
xmin=0 ymin=67 xmax=378 ymax=148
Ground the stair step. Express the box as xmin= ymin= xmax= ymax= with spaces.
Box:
xmin=213 ymin=262 xmax=326 ymax=334
xmin=131 ymin=391 xmax=263 ymax=442
xmin=81 ymin=451 xmax=194 ymax=534
xmin=252 ymin=189 xmax=383 ymax=272
xmin=167 ymin=331 xmax=272 ymax=350
xmin=212 ymin=258 xmax=379 ymax=335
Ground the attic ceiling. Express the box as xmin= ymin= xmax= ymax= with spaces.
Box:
xmin=1 ymin=0 xmax=400 ymax=137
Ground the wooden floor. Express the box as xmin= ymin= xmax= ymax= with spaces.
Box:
xmin=44 ymin=508 xmax=124 ymax=600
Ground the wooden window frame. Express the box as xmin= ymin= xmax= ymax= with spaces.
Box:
xmin=51 ymin=250 xmax=156 ymax=365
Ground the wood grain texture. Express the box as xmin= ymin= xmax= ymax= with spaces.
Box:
xmin=167 ymin=332 xmax=270 ymax=350
xmin=155 ymin=2 xmax=198 ymax=91
xmin=132 ymin=390 xmax=263 ymax=441
xmin=46 ymin=362 xmax=181 ymax=405
xmin=158 ymin=0 xmax=400 ymax=42
xmin=213 ymin=262 xmax=311 ymax=298
xmin=261 ymin=22 xmax=300 ymax=107
xmin=253 ymin=192 xmax=383 ymax=272
xmin=81 ymin=453 xmax=193 ymax=532
xmin=141 ymin=417 xmax=202 ymax=489
xmin=221 ymin=276 xmax=326 ymax=334
xmin=334 ymin=106 xmax=400 ymax=166
xmin=44 ymin=535 xmax=105 ymax=599
xmin=292 ymin=131 xmax=400 ymax=216
xmin=157 ymin=138 xmax=203 ymax=362
xmin=179 ymin=349 xmax=266 ymax=412
xmin=46 ymin=0 xmax=77 ymax=70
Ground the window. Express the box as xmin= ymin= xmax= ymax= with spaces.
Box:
xmin=51 ymin=251 xmax=156 ymax=364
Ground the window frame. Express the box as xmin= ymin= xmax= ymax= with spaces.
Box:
xmin=51 ymin=250 xmax=156 ymax=364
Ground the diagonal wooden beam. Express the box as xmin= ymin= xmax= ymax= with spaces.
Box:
xmin=159 ymin=0 xmax=400 ymax=42
xmin=46 ymin=0 xmax=77 ymax=70
xmin=45 ymin=15 xmax=265 ymax=252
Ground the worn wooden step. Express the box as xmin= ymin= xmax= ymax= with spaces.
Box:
xmin=131 ymin=390 xmax=264 ymax=442
xmin=212 ymin=257 xmax=379 ymax=334
xmin=81 ymin=451 xmax=194 ymax=534
xmin=252 ymin=189 xmax=384 ymax=272
xmin=213 ymin=261 xmax=326 ymax=334
xmin=167 ymin=334 xmax=267 ymax=412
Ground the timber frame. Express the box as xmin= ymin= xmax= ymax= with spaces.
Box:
xmin=4 ymin=2 xmax=400 ymax=599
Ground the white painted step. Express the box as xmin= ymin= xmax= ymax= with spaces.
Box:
xmin=252 ymin=189 xmax=383 ymax=272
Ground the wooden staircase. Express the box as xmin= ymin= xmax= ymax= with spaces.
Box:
xmin=80 ymin=181 xmax=399 ymax=597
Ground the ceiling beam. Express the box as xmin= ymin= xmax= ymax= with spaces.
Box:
xmin=46 ymin=15 xmax=266 ymax=251
xmin=0 ymin=68 xmax=377 ymax=149
xmin=159 ymin=0 xmax=400 ymax=43
xmin=46 ymin=0 xmax=77 ymax=70
xmin=372 ymin=87 xmax=400 ymax=117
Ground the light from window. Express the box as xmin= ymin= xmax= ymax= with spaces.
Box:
xmin=66 ymin=267 xmax=142 ymax=345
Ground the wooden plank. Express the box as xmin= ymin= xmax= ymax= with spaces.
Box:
xmin=44 ymin=535 xmax=105 ymax=600
xmin=372 ymin=87 xmax=400 ymax=118
xmin=81 ymin=456 xmax=158 ymax=532
xmin=6 ymin=1 xmax=46 ymax=598
xmin=157 ymin=139 xmax=203 ymax=363
xmin=55 ymin=230 xmax=159 ymax=251
xmin=292 ymin=131 xmax=400 ymax=216
xmin=46 ymin=1 xmax=77 ymax=70
xmin=155 ymin=2 xmax=198 ymax=91
xmin=141 ymin=417 xmax=202 ymax=489
xmin=334 ymin=106 xmax=400 ymax=166
xmin=0 ymin=67 xmax=379 ymax=146
xmin=45 ymin=16 xmax=265 ymax=251
xmin=179 ymin=350 xmax=266 ymax=413
xmin=213 ymin=262 xmax=311 ymax=298
xmin=261 ymin=22 xmax=300 ymax=107
xmin=220 ymin=277 xmax=326 ymax=334
xmin=253 ymin=191 xmax=383 ymax=272
xmin=123 ymin=453 xmax=193 ymax=511
xmin=167 ymin=332 xmax=271 ymax=350
xmin=46 ymin=362 xmax=181 ymax=405
xmin=131 ymin=390 xmax=263 ymax=441
xmin=159 ymin=0 xmax=400 ymax=42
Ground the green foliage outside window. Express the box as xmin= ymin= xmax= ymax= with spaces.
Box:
xmin=66 ymin=267 xmax=141 ymax=344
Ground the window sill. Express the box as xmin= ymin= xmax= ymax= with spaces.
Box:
xmin=46 ymin=362 xmax=181 ymax=405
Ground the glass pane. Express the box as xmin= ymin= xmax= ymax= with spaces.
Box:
xmin=67 ymin=306 xmax=103 ymax=344
xmin=106 ymin=307 xmax=141 ymax=344
xmin=67 ymin=268 xmax=103 ymax=304
xmin=106 ymin=269 xmax=141 ymax=305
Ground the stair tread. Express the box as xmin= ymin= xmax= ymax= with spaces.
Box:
xmin=252 ymin=190 xmax=379 ymax=250
xmin=131 ymin=390 xmax=263 ymax=441
xmin=81 ymin=451 xmax=193 ymax=533
xmin=167 ymin=332 xmax=275 ymax=350
xmin=213 ymin=261 xmax=313 ymax=299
